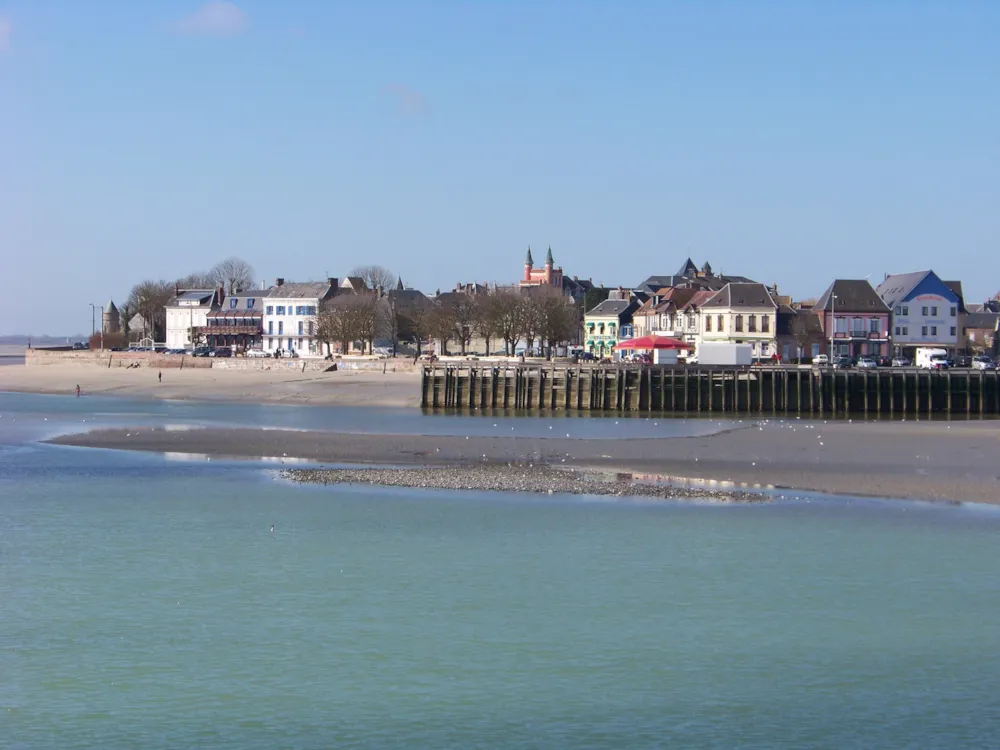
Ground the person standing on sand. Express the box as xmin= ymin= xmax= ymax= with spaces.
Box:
xmin=158 ymin=371 xmax=162 ymax=383
xmin=75 ymin=384 xmax=80 ymax=397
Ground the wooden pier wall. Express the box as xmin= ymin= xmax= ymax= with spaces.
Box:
xmin=421 ymin=365 xmax=1000 ymax=416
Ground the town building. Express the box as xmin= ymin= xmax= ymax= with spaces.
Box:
xmin=631 ymin=287 xmax=699 ymax=339
xmin=634 ymin=258 xmax=757 ymax=296
xmin=876 ymin=270 xmax=961 ymax=356
xmin=262 ymin=278 xmax=341 ymax=357
xmin=102 ymin=300 xmax=121 ymax=334
xmin=814 ymin=280 xmax=891 ymax=358
xmin=775 ymin=304 xmax=825 ymax=362
xmin=201 ymin=293 xmax=264 ymax=352
xmin=584 ymin=294 xmax=640 ymax=359
xmin=697 ymin=283 xmax=778 ymax=358
xmin=164 ymin=287 xmax=224 ymax=350
xmin=519 ymin=246 xmax=594 ymax=303
xmin=961 ymin=312 xmax=999 ymax=356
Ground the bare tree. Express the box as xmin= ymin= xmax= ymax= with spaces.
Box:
xmin=349 ymin=265 xmax=395 ymax=293
xmin=427 ymin=303 xmax=457 ymax=355
xmin=211 ymin=257 xmax=255 ymax=295
xmin=474 ymin=295 xmax=500 ymax=357
xmin=533 ymin=286 xmax=577 ymax=358
xmin=396 ymin=301 xmax=433 ymax=356
xmin=316 ymin=294 xmax=382 ymax=355
xmin=126 ymin=280 xmax=174 ymax=340
xmin=177 ymin=270 xmax=215 ymax=289
xmin=490 ymin=289 xmax=524 ymax=355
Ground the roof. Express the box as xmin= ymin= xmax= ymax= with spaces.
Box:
xmin=677 ymin=258 xmax=698 ymax=276
xmin=105 ymin=299 xmax=119 ymax=314
xmin=525 ymin=247 xmax=534 ymax=266
xmin=944 ymin=281 xmax=967 ymax=313
xmin=545 ymin=246 xmax=554 ymax=265
xmin=342 ymin=277 xmax=367 ymax=291
xmin=166 ymin=289 xmax=218 ymax=307
xmin=265 ymin=281 xmax=337 ymax=300
xmin=875 ymin=270 xmax=958 ymax=308
xmin=703 ymin=283 xmax=777 ymax=309
xmin=815 ymin=280 xmax=890 ymax=313
xmin=585 ymin=298 xmax=634 ymax=318
xmin=679 ymin=290 xmax=717 ymax=311
xmin=963 ymin=312 xmax=999 ymax=330
xmin=222 ymin=295 xmax=264 ymax=311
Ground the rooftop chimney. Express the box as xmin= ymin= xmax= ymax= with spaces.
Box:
xmin=260 ymin=280 xmax=265 ymax=290
xmin=328 ymin=277 xmax=339 ymax=291
xmin=276 ymin=278 xmax=285 ymax=287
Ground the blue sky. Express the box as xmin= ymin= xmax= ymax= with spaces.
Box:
xmin=1 ymin=1 xmax=998 ymax=334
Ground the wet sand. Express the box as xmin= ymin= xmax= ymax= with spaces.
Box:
xmin=48 ymin=419 xmax=1000 ymax=504
xmin=0 ymin=363 xmax=421 ymax=407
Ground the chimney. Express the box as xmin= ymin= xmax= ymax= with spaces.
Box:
xmin=260 ymin=280 xmax=265 ymax=290
xmin=175 ymin=284 xmax=180 ymax=297
xmin=328 ymin=277 xmax=339 ymax=291
xmin=276 ymin=278 xmax=285 ymax=287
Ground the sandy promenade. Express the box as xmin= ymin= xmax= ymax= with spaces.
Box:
xmin=48 ymin=419 xmax=1000 ymax=504
xmin=0 ymin=363 xmax=421 ymax=407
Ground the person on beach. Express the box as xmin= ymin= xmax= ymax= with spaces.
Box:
xmin=158 ymin=371 xmax=162 ymax=383
xmin=75 ymin=384 xmax=80 ymax=397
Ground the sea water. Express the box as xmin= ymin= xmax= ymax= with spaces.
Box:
xmin=2 ymin=393 xmax=1000 ymax=748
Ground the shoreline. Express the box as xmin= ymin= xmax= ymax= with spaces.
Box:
xmin=46 ymin=420 xmax=1000 ymax=504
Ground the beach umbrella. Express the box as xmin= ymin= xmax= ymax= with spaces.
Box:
xmin=613 ymin=335 xmax=688 ymax=351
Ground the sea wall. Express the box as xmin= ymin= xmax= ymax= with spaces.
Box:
xmin=25 ymin=349 xmax=212 ymax=369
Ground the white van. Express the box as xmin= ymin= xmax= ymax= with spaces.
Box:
xmin=915 ymin=347 xmax=949 ymax=370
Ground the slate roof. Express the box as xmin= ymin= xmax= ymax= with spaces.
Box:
xmin=875 ymin=270 xmax=957 ymax=308
xmin=963 ymin=312 xmax=999 ymax=330
xmin=265 ymin=281 xmax=337 ymax=300
xmin=679 ymin=290 xmax=717 ymax=311
xmin=105 ymin=299 xmax=119 ymax=314
xmin=702 ymin=283 xmax=777 ymax=309
xmin=815 ymin=280 xmax=890 ymax=313
xmin=944 ymin=281 xmax=967 ymax=313
xmin=166 ymin=289 xmax=218 ymax=307
xmin=677 ymin=258 xmax=699 ymax=276
xmin=586 ymin=299 xmax=635 ymax=318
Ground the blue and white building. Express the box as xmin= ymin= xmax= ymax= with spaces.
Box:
xmin=262 ymin=278 xmax=339 ymax=357
xmin=876 ymin=270 xmax=962 ymax=356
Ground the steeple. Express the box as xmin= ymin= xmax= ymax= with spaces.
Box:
xmin=396 ymin=276 xmax=404 ymax=291
xmin=545 ymin=246 xmax=554 ymax=266
xmin=525 ymin=246 xmax=534 ymax=267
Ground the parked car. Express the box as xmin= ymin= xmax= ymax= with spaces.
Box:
xmin=833 ymin=356 xmax=853 ymax=369
xmin=856 ymin=356 xmax=878 ymax=369
xmin=72 ymin=341 xmax=88 ymax=350
xmin=972 ymin=356 xmax=996 ymax=371
xmin=891 ymin=357 xmax=911 ymax=368
xmin=953 ymin=355 xmax=972 ymax=368
xmin=208 ymin=347 xmax=232 ymax=358
xmin=577 ymin=352 xmax=597 ymax=362
xmin=877 ymin=356 xmax=893 ymax=367
xmin=812 ymin=354 xmax=829 ymax=366
xmin=192 ymin=346 xmax=212 ymax=357
xmin=244 ymin=349 xmax=269 ymax=358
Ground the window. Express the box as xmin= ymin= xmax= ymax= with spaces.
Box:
xmin=921 ymin=326 xmax=928 ymax=336
xmin=587 ymin=323 xmax=594 ymax=332
xmin=852 ymin=317 xmax=864 ymax=335
xmin=894 ymin=326 xmax=901 ymax=336
xmin=308 ymin=321 xmax=314 ymax=336
xmin=276 ymin=306 xmax=285 ymax=315
xmin=266 ymin=306 xmax=274 ymax=315
xmin=247 ymin=299 xmax=255 ymax=309
xmin=268 ymin=321 xmax=273 ymax=335
xmin=598 ymin=323 xmax=605 ymax=334
xmin=298 ymin=338 xmax=303 ymax=349
xmin=922 ymin=306 xmax=928 ymax=316
xmin=298 ymin=321 xmax=303 ymax=336
xmin=748 ymin=315 xmax=757 ymax=333
xmin=902 ymin=327 xmax=908 ymax=336
xmin=229 ymin=298 xmax=238 ymax=309
xmin=931 ymin=306 xmax=938 ymax=316
xmin=761 ymin=316 xmax=769 ymax=333
xmin=287 ymin=339 xmax=293 ymax=351
xmin=687 ymin=314 xmax=696 ymax=328
xmin=901 ymin=306 xmax=909 ymax=316
xmin=278 ymin=321 xmax=284 ymax=335
xmin=931 ymin=326 xmax=937 ymax=336
xmin=894 ymin=306 xmax=901 ymax=315
xmin=950 ymin=307 xmax=957 ymax=317
xmin=735 ymin=315 xmax=743 ymax=332
xmin=717 ymin=314 xmax=724 ymax=331
xmin=835 ymin=318 xmax=848 ymax=334
xmin=869 ymin=318 xmax=880 ymax=333
xmin=268 ymin=338 xmax=273 ymax=349
xmin=950 ymin=326 xmax=956 ymax=336
xmin=704 ymin=316 xmax=712 ymax=332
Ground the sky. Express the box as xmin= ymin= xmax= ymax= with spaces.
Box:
xmin=1 ymin=1 xmax=998 ymax=334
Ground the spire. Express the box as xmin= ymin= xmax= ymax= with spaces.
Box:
xmin=545 ymin=246 xmax=554 ymax=266
xmin=396 ymin=276 xmax=404 ymax=291
xmin=525 ymin=246 xmax=534 ymax=267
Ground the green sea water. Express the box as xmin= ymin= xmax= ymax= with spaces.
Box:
xmin=2 ymin=394 xmax=1000 ymax=748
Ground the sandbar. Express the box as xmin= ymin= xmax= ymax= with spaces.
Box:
xmin=47 ymin=419 xmax=1000 ymax=504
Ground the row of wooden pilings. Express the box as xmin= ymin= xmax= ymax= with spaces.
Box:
xmin=421 ymin=365 xmax=1000 ymax=416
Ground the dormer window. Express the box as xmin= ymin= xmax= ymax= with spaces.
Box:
xmin=230 ymin=298 xmax=238 ymax=309
xmin=247 ymin=298 xmax=255 ymax=309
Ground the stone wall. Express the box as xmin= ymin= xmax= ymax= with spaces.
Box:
xmin=210 ymin=358 xmax=335 ymax=372
xmin=26 ymin=349 xmax=212 ymax=369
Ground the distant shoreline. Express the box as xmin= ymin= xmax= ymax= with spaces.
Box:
xmin=46 ymin=419 xmax=1000 ymax=505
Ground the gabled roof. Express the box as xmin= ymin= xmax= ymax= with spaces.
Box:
xmin=585 ymin=298 xmax=635 ymax=318
xmin=875 ymin=270 xmax=958 ymax=308
xmin=265 ymin=281 xmax=338 ymax=300
xmin=815 ymin=280 xmax=890 ymax=313
xmin=944 ymin=281 xmax=967 ymax=313
xmin=342 ymin=277 xmax=367 ymax=291
xmin=167 ymin=289 xmax=218 ymax=307
xmin=963 ymin=312 xmax=999 ymax=330
xmin=677 ymin=258 xmax=699 ymax=277
xmin=679 ymin=290 xmax=717 ymax=311
xmin=702 ymin=283 xmax=777 ymax=309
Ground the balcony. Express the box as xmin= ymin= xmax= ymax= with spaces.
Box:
xmin=198 ymin=324 xmax=263 ymax=336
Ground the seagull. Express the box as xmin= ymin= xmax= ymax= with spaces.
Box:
xmin=270 ymin=525 xmax=275 ymax=533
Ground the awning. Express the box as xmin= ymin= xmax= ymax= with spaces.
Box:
xmin=613 ymin=335 xmax=689 ymax=351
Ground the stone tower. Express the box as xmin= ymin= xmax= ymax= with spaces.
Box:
xmin=102 ymin=299 xmax=121 ymax=334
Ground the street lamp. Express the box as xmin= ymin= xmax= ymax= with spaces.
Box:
xmin=88 ymin=303 xmax=104 ymax=350
xmin=828 ymin=293 xmax=838 ymax=360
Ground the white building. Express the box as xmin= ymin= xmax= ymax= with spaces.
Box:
xmin=262 ymin=278 xmax=339 ymax=357
xmin=697 ymin=283 xmax=778 ymax=358
xmin=876 ymin=270 xmax=962 ymax=356
xmin=164 ymin=288 xmax=222 ymax=350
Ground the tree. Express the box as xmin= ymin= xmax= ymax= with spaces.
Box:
xmin=427 ymin=302 xmax=458 ymax=355
xmin=188 ymin=327 xmax=207 ymax=348
xmin=349 ymin=265 xmax=395 ymax=293
xmin=490 ymin=289 xmax=525 ymax=355
xmin=177 ymin=271 xmax=215 ymax=289
xmin=126 ymin=280 xmax=174 ymax=341
xmin=533 ymin=286 xmax=578 ymax=358
xmin=788 ymin=311 xmax=822 ymax=361
xmin=474 ymin=295 xmax=501 ymax=357
xmin=211 ymin=257 xmax=255 ymax=295
xmin=316 ymin=294 xmax=382 ymax=355
xmin=395 ymin=299 xmax=433 ymax=356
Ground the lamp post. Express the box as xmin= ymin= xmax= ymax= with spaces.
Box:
xmin=89 ymin=303 xmax=97 ymax=347
xmin=828 ymin=293 xmax=838 ymax=360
